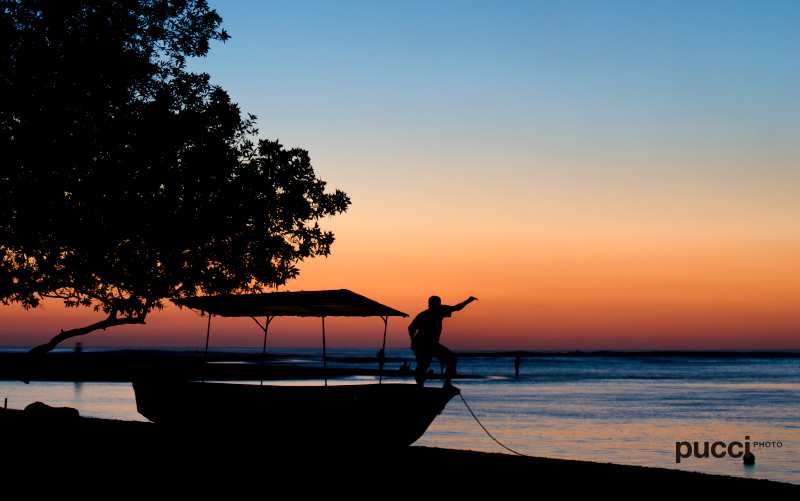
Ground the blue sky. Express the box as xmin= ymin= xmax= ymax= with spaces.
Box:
xmin=193 ymin=0 xmax=800 ymax=150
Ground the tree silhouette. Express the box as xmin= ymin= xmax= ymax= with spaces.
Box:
xmin=0 ymin=0 xmax=350 ymax=353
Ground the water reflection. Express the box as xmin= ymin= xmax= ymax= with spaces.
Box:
xmin=0 ymin=381 xmax=146 ymax=422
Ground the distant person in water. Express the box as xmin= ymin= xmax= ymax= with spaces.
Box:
xmin=408 ymin=295 xmax=478 ymax=387
xmin=377 ymin=348 xmax=385 ymax=372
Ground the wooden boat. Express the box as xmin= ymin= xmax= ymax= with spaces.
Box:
xmin=132 ymin=290 xmax=459 ymax=448
xmin=133 ymin=379 xmax=458 ymax=448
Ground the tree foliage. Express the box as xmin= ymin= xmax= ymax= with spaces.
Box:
xmin=0 ymin=0 xmax=351 ymax=353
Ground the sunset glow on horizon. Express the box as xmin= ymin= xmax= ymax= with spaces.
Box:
xmin=2 ymin=1 xmax=799 ymax=351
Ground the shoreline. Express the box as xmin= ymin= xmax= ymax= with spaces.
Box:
xmin=1 ymin=407 xmax=797 ymax=495
xmin=3 ymin=346 xmax=799 ymax=356
xmin=2 ymin=348 xmax=799 ymax=382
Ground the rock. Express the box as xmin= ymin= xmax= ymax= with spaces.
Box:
xmin=23 ymin=401 xmax=80 ymax=423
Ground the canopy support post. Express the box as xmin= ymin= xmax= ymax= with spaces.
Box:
xmin=322 ymin=315 xmax=327 ymax=386
xmin=203 ymin=313 xmax=212 ymax=383
xmin=252 ymin=316 xmax=274 ymax=386
xmin=379 ymin=316 xmax=388 ymax=384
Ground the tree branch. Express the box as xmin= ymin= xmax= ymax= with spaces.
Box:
xmin=28 ymin=312 xmax=146 ymax=356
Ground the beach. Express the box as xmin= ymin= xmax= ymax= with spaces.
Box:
xmin=1 ymin=406 xmax=797 ymax=497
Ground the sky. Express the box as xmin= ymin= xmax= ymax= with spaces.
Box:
xmin=3 ymin=0 xmax=799 ymax=350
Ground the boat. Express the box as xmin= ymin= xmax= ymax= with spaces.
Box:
xmin=132 ymin=289 xmax=459 ymax=448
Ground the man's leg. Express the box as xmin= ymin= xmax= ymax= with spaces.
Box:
xmin=413 ymin=348 xmax=432 ymax=386
xmin=433 ymin=344 xmax=457 ymax=384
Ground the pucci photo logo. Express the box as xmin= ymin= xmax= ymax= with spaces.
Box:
xmin=675 ymin=436 xmax=784 ymax=463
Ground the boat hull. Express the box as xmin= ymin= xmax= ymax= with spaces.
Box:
xmin=132 ymin=380 xmax=458 ymax=449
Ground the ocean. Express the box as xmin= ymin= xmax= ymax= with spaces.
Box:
xmin=1 ymin=348 xmax=798 ymax=485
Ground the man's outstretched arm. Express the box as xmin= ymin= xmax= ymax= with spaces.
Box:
xmin=452 ymin=296 xmax=478 ymax=312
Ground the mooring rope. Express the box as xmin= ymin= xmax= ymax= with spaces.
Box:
xmin=458 ymin=392 xmax=527 ymax=457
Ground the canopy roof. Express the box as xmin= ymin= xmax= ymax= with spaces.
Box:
xmin=172 ymin=289 xmax=408 ymax=318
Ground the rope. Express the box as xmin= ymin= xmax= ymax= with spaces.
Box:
xmin=458 ymin=392 xmax=527 ymax=457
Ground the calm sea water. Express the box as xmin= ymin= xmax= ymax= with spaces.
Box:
xmin=1 ymin=348 xmax=798 ymax=485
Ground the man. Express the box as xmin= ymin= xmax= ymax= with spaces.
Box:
xmin=408 ymin=295 xmax=478 ymax=387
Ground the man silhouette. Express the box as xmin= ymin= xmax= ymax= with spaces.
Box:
xmin=408 ymin=295 xmax=477 ymax=387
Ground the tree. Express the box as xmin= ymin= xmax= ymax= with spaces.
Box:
xmin=0 ymin=0 xmax=351 ymax=354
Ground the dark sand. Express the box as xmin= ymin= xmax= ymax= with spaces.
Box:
xmin=1 ymin=407 xmax=797 ymax=497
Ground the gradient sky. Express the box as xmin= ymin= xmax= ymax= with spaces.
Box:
xmin=3 ymin=0 xmax=799 ymax=350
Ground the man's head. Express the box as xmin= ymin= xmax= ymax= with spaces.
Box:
xmin=428 ymin=296 xmax=441 ymax=308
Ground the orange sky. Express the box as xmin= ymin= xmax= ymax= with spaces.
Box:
xmin=3 ymin=226 xmax=798 ymax=350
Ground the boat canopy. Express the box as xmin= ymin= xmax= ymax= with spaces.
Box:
xmin=172 ymin=289 xmax=408 ymax=318
xmin=173 ymin=290 xmax=407 ymax=385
